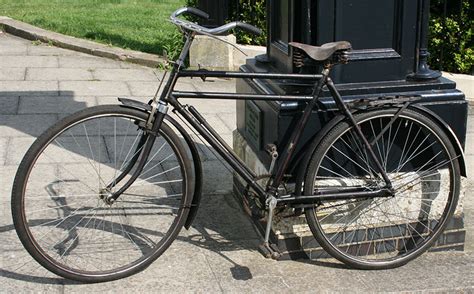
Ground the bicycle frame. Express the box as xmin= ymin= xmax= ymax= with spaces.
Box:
xmin=109 ymin=32 xmax=394 ymax=205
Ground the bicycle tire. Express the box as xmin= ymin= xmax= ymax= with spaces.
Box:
xmin=304 ymin=108 xmax=460 ymax=269
xmin=12 ymin=105 xmax=193 ymax=282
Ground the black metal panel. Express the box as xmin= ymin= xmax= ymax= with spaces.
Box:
xmin=267 ymin=0 xmax=424 ymax=83
xmin=236 ymin=62 xmax=468 ymax=169
xmin=196 ymin=0 xmax=231 ymax=27
xmin=268 ymin=0 xmax=293 ymax=72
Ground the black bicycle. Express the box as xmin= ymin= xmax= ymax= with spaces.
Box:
xmin=11 ymin=7 xmax=464 ymax=283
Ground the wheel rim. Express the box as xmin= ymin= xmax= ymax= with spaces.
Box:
xmin=310 ymin=113 xmax=458 ymax=264
xmin=19 ymin=112 xmax=187 ymax=275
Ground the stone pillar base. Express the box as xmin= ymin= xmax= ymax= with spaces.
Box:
xmin=189 ymin=35 xmax=265 ymax=70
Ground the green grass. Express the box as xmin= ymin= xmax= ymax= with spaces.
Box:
xmin=0 ymin=0 xmax=186 ymax=60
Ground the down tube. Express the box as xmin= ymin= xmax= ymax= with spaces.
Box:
xmin=173 ymin=103 xmax=267 ymax=197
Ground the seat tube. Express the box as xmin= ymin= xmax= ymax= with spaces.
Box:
xmin=270 ymin=67 xmax=330 ymax=192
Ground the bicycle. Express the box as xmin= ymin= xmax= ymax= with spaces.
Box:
xmin=11 ymin=7 xmax=465 ymax=283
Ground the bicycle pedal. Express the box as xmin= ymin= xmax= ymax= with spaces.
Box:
xmin=258 ymin=243 xmax=281 ymax=260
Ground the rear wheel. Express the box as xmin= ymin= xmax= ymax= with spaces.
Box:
xmin=12 ymin=105 xmax=193 ymax=282
xmin=304 ymin=108 xmax=460 ymax=269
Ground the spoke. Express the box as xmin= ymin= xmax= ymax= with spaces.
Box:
xmin=40 ymin=153 xmax=98 ymax=193
xmin=392 ymin=200 xmax=428 ymax=242
xmin=142 ymin=142 xmax=167 ymax=169
xmin=113 ymin=119 xmax=132 ymax=189
xmin=118 ymin=131 xmax=142 ymax=172
xmin=369 ymin=120 xmax=384 ymax=165
xmin=26 ymin=198 xmax=97 ymax=215
xmin=394 ymin=130 xmax=431 ymax=174
xmin=33 ymin=198 xmax=97 ymax=242
xmin=395 ymin=140 xmax=437 ymax=174
xmin=134 ymin=165 xmax=180 ymax=186
xmin=393 ymin=155 xmax=455 ymax=195
xmin=379 ymin=118 xmax=387 ymax=171
xmin=320 ymin=157 xmax=356 ymax=181
xmin=82 ymin=123 xmax=97 ymax=170
xmin=140 ymin=153 xmax=175 ymax=177
xmin=384 ymin=119 xmax=402 ymax=171
xmin=396 ymin=122 xmax=417 ymax=172
xmin=55 ymin=136 xmax=107 ymax=189
xmin=130 ymin=179 xmax=182 ymax=187
xmin=330 ymin=144 xmax=373 ymax=176
xmin=346 ymin=130 xmax=377 ymax=179
xmin=120 ymin=192 xmax=182 ymax=198
xmin=54 ymin=203 xmax=101 ymax=259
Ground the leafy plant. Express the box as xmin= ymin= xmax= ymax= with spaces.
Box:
xmin=231 ymin=0 xmax=266 ymax=46
xmin=429 ymin=0 xmax=473 ymax=74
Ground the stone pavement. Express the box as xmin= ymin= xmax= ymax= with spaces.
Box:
xmin=0 ymin=31 xmax=473 ymax=292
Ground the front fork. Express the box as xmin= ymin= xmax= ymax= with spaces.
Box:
xmin=105 ymin=101 xmax=169 ymax=204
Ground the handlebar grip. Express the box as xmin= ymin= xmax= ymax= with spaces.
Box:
xmin=186 ymin=7 xmax=210 ymax=20
xmin=235 ymin=22 xmax=262 ymax=36
xmin=171 ymin=7 xmax=209 ymax=20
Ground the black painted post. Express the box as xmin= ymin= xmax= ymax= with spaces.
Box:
xmin=408 ymin=0 xmax=442 ymax=80
xmin=196 ymin=0 xmax=231 ymax=27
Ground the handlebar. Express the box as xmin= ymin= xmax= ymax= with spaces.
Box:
xmin=171 ymin=7 xmax=209 ymax=20
xmin=170 ymin=7 xmax=262 ymax=36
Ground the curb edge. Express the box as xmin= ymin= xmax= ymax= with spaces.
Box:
xmin=0 ymin=17 xmax=166 ymax=68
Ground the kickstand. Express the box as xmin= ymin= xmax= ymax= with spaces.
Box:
xmin=258 ymin=196 xmax=281 ymax=260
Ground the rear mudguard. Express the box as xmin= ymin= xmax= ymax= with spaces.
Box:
xmin=291 ymin=104 xmax=467 ymax=198
xmin=118 ymin=98 xmax=203 ymax=229
xmin=409 ymin=104 xmax=467 ymax=177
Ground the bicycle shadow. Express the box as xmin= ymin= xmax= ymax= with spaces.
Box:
xmin=0 ymin=91 xmax=257 ymax=284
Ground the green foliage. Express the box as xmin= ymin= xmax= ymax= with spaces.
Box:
xmin=185 ymin=0 xmax=198 ymax=7
xmin=0 ymin=0 xmax=186 ymax=64
xmin=429 ymin=0 xmax=473 ymax=74
xmin=232 ymin=0 xmax=266 ymax=46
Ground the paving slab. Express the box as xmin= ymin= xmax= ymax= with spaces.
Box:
xmin=0 ymin=68 xmax=25 ymax=81
xmin=0 ymin=96 xmax=19 ymax=114
xmin=26 ymin=68 xmax=93 ymax=81
xmin=0 ymin=32 xmax=30 ymax=45
xmin=59 ymin=81 xmax=130 ymax=96
xmin=0 ymin=81 xmax=58 ymax=96
xmin=0 ymin=55 xmax=58 ymax=68
xmin=0 ymin=44 xmax=27 ymax=55
xmin=18 ymin=95 xmax=96 ymax=114
xmin=92 ymin=68 xmax=159 ymax=81
xmin=0 ymin=164 xmax=16 ymax=199
xmin=58 ymin=56 xmax=121 ymax=69
xmin=0 ymin=137 xmax=8 ymax=165
xmin=27 ymin=43 xmax=88 ymax=56
xmin=0 ymin=114 xmax=57 ymax=138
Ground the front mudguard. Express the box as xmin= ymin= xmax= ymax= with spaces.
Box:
xmin=118 ymin=98 xmax=203 ymax=229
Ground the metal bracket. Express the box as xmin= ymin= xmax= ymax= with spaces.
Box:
xmin=346 ymin=95 xmax=422 ymax=110
xmin=146 ymin=100 xmax=169 ymax=131
xmin=265 ymin=144 xmax=279 ymax=174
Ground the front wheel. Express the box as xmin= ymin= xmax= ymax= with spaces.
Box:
xmin=12 ymin=105 xmax=193 ymax=282
xmin=304 ymin=108 xmax=460 ymax=269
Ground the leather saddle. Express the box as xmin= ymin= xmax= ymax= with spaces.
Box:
xmin=289 ymin=41 xmax=352 ymax=61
